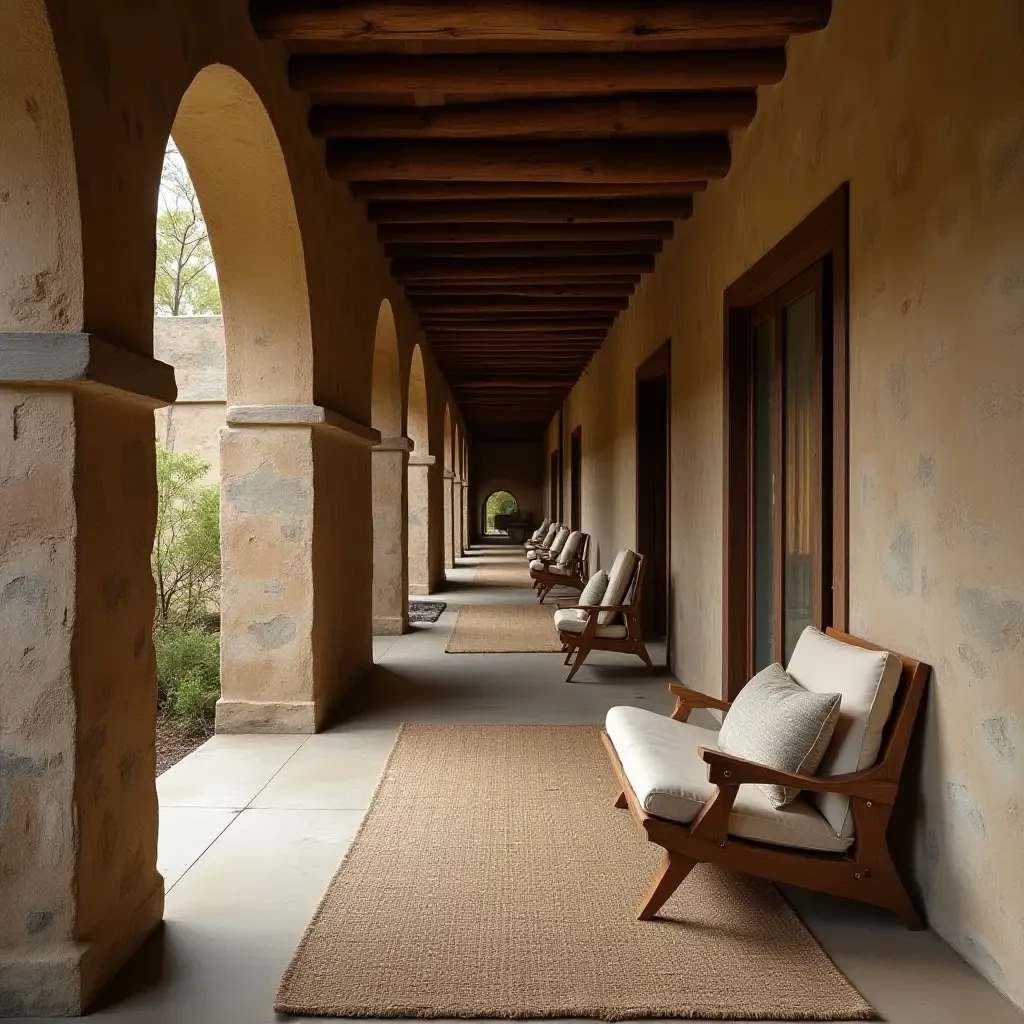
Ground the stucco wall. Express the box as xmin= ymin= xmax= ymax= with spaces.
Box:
xmin=548 ymin=0 xmax=1024 ymax=1007
xmin=470 ymin=440 xmax=545 ymax=541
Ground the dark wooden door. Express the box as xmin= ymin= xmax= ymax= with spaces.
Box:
xmin=569 ymin=427 xmax=582 ymax=531
xmin=636 ymin=343 xmax=670 ymax=639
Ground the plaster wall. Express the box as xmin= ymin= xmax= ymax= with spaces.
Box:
xmin=548 ymin=0 xmax=1024 ymax=1006
xmin=470 ymin=440 xmax=545 ymax=541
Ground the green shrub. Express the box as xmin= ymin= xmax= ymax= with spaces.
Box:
xmin=154 ymin=626 xmax=220 ymax=735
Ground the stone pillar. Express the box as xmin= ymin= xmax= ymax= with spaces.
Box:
xmin=371 ymin=436 xmax=411 ymax=635
xmin=0 ymin=334 xmax=174 ymax=1015
xmin=452 ymin=477 xmax=464 ymax=560
xmin=215 ymin=404 xmax=379 ymax=734
xmin=443 ymin=468 xmax=455 ymax=570
xmin=408 ymin=453 xmax=434 ymax=596
xmin=461 ymin=476 xmax=470 ymax=551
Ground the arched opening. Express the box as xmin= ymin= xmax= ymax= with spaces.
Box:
xmin=407 ymin=344 xmax=432 ymax=595
xmin=443 ymin=404 xmax=454 ymax=572
xmin=484 ymin=490 xmax=520 ymax=536
xmin=154 ymin=65 xmax=316 ymax=741
xmin=370 ymin=299 xmax=408 ymax=634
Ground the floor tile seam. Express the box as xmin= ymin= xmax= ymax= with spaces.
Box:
xmin=246 ymin=732 xmax=315 ymax=809
xmin=163 ymin=809 xmax=241 ymax=896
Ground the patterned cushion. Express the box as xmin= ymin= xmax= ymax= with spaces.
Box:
xmin=576 ymin=570 xmax=609 ymax=620
xmin=539 ymin=524 xmax=559 ymax=548
xmin=718 ymin=663 xmax=841 ymax=808
xmin=598 ymin=549 xmax=639 ymax=626
xmin=785 ymin=627 xmax=903 ymax=837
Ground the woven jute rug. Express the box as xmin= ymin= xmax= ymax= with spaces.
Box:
xmin=472 ymin=559 xmax=533 ymax=588
xmin=276 ymin=725 xmax=873 ymax=1020
xmin=445 ymin=602 xmax=562 ymax=653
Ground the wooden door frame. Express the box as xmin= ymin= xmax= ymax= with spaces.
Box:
xmin=636 ymin=339 xmax=672 ymax=645
xmin=569 ymin=425 xmax=582 ymax=532
xmin=722 ymin=184 xmax=849 ymax=699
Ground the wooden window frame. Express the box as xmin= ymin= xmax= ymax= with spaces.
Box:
xmin=723 ymin=184 xmax=849 ymax=699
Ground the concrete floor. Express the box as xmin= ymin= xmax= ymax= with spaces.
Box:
xmin=23 ymin=547 xmax=1022 ymax=1022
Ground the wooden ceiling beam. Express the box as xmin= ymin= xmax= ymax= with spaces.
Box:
xmin=404 ymin=283 xmax=637 ymax=296
xmin=396 ymin=255 xmax=654 ymax=281
xmin=312 ymin=93 xmax=756 ymax=140
xmin=256 ymin=2 xmax=831 ymax=43
xmin=328 ymin=138 xmax=730 ymax=183
xmin=421 ymin=319 xmax=614 ymax=331
xmin=411 ymin=297 xmax=629 ymax=311
xmin=379 ymin=221 xmax=673 ymax=243
xmin=290 ymin=51 xmax=787 ymax=97
xmin=353 ymin=181 xmax=705 ymax=201
xmin=370 ymin=198 xmax=691 ymax=222
xmin=388 ymin=240 xmax=661 ymax=259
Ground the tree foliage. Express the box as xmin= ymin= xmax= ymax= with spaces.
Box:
xmin=155 ymin=144 xmax=221 ymax=316
xmin=485 ymin=490 xmax=518 ymax=534
xmin=153 ymin=445 xmax=221 ymax=629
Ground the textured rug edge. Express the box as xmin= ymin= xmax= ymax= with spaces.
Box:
xmin=274 ymin=724 xmax=876 ymax=1021
xmin=444 ymin=604 xmax=563 ymax=654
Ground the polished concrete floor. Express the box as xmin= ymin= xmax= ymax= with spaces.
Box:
xmin=23 ymin=547 xmax=1022 ymax=1022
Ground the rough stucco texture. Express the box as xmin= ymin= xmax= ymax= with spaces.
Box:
xmin=550 ymin=0 xmax=1024 ymax=1007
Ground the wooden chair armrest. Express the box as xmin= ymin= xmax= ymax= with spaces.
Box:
xmin=555 ymin=599 xmax=582 ymax=609
xmin=699 ymin=748 xmax=899 ymax=804
xmin=668 ymin=683 xmax=732 ymax=713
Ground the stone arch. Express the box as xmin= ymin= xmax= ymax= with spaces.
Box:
xmin=169 ymin=64 xmax=312 ymax=406
xmin=407 ymin=344 xmax=432 ymax=595
xmin=164 ymin=65 xmax=319 ymax=734
xmin=443 ymin=404 xmax=455 ymax=571
xmin=370 ymin=298 xmax=408 ymax=633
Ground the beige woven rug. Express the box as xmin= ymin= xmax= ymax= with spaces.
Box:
xmin=445 ymin=602 xmax=562 ymax=653
xmin=276 ymin=725 xmax=872 ymax=1020
xmin=472 ymin=559 xmax=533 ymax=587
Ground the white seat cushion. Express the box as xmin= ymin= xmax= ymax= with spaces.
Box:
xmin=598 ymin=549 xmax=639 ymax=625
xmin=605 ymin=706 xmax=852 ymax=854
xmin=529 ymin=558 xmax=545 ymax=571
xmin=554 ymin=608 xmax=627 ymax=640
xmin=786 ymin=627 xmax=903 ymax=838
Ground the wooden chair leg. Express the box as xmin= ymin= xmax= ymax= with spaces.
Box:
xmin=565 ymin=643 xmax=592 ymax=682
xmin=614 ymin=791 xmax=628 ymax=808
xmin=637 ymin=642 xmax=654 ymax=668
xmin=563 ymin=645 xmax=575 ymax=665
xmin=637 ymin=851 xmax=697 ymax=920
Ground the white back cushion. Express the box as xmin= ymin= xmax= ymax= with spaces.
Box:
xmin=558 ymin=530 xmax=582 ymax=565
xmin=786 ymin=627 xmax=903 ymax=837
xmin=548 ymin=527 xmax=570 ymax=556
xmin=576 ymin=569 xmax=609 ymax=620
xmin=598 ymin=549 xmax=639 ymax=626
xmin=539 ymin=524 xmax=558 ymax=548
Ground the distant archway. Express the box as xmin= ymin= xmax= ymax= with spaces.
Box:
xmin=370 ymin=299 xmax=407 ymax=633
xmin=484 ymin=490 xmax=519 ymax=536
xmin=407 ymin=345 xmax=432 ymax=595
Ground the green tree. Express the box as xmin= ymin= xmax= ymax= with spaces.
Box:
xmin=485 ymin=490 xmax=518 ymax=534
xmin=155 ymin=144 xmax=221 ymax=316
xmin=153 ymin=445 xmax=221 ymax=628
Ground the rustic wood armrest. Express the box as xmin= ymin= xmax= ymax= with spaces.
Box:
xmin=667 ymin=683 xmax=732 ymax=713
xmin=555 ymin=599 xmax=582 ymax=609
xmin=699 ymin=748 xmax=898 ymax=804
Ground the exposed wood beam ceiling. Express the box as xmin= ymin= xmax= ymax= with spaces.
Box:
xmin=252 ymin=0 xmax=832 ymax=437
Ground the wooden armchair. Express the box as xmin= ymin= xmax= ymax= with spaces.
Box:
xmin=553 ymin=550 xmax=653 ymax=682
xmin=531 ymin=532 xmax=590 ymax=603
xmin=601 ymin=628 xmax=930 ymax=927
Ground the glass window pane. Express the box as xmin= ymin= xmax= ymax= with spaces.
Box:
xmin=752 ymin=316 xmax=776 ymax=670
xmin=782 ymin=291 xmax=817 ymax=662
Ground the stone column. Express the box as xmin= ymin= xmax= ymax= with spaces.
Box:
xmin=0 ymin=334 xmax=174 ymax=1015
xmin=443 ymin=468 xmax=455 ymax=570
xmin=371 ymin=436 xmax=411 ymax=635
xmin=461 ymin=476 xmax=470 ymax=551
xmin=216 ymin=404 xmax=379 ymax=734
xmin=452 ymin=477 xmax=464 ymax=560
xmin=408 ymin=453 xmax=434 ymax=596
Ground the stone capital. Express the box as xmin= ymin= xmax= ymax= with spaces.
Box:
xmin=443 ymin=469 xmax=456 ymax=480
xmin=373 ymin=435 xmax=414 ymax=453
xmin=409 ymin=453 xmax=436 ymax=467
xmin=0 ymin=331 xmax=177 ymax=408
xmin=226 ymin=404 xmax=381 ymax=445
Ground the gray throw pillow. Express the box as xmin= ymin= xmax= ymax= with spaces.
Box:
xmin=575 ymin=570 xmax=609 ymax=620
xmin=718 ymin=663 xmax=841 ymax=808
